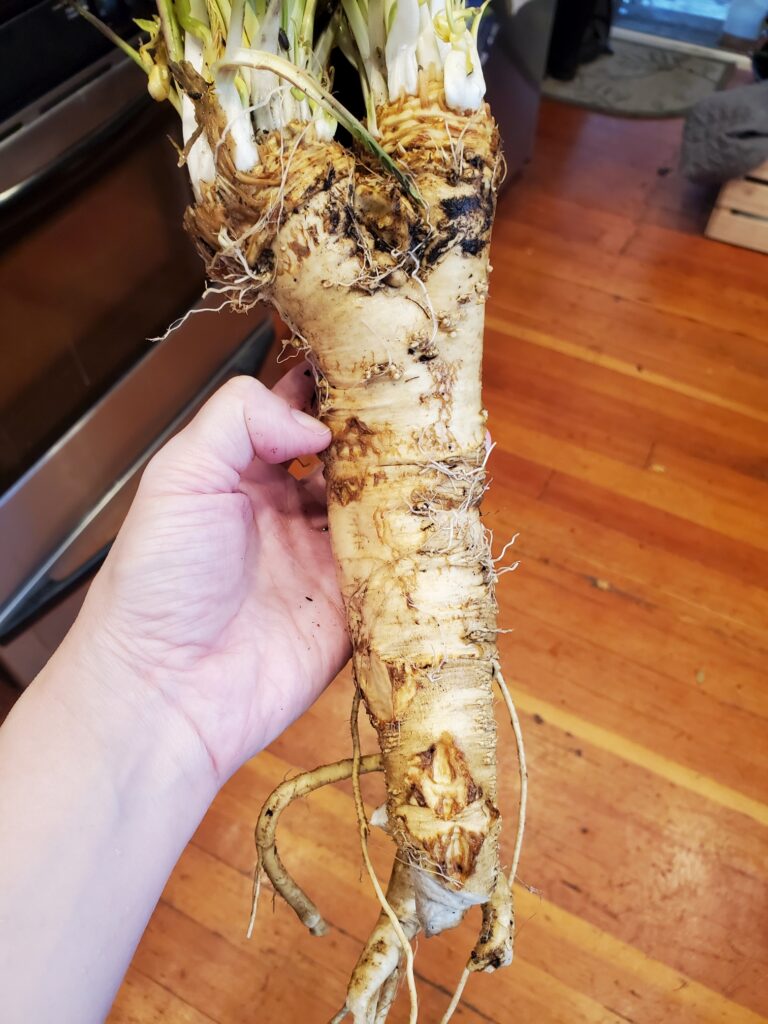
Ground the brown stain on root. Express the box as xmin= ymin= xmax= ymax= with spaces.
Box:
xmin=407 ymin=336 xmax=439 ymax=363
xmin=406 ymin=733 xmax=482 ymax=819
xmin=330 ymin=416 xmax=379 ymax=460
xmin=287 ymin=236 xmax=312 ymax=261
xmin=397 ymin=731 xmax=499 ymax=882
xmin=326 ymin=476 xmax=365 ymax=507
xmin=422 ymin=825 xmax=486 ymax=884
xmin=324 ymin=417 xmax=389 ymax=507
xmin=387 ymin=661 xmax=423 ymax=719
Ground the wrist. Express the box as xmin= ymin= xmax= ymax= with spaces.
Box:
xmin=0 ymin=604 xmax=219 ymax=1024
xmin=35 ymin=605 xmax=219 ymax=815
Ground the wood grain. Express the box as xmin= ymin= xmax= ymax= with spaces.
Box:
xmin=102 ymin=100 xmax=768 ymax=1022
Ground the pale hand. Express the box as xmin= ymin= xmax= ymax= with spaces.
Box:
xmin=68 ymin=362 xmax=350 ymax=784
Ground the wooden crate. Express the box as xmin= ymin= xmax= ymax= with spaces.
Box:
xmin=706 ymin=159 xmax=768 ymax=253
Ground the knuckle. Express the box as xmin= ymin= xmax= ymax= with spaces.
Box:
xmin=219 ymin=374 xmax=263 ymax=405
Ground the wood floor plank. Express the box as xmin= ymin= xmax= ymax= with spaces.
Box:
xmin=489 ymin=486 xmax=768 ymax=658
xmin=484 ymin=326 xmax=768 ymax=483
xmin=512 ymin=688 xmax=768 ymax=825
xmin=644 ymin=442 xmax=768 ymax=513
xmin=499 ymin=549 xmax=768 ymax=718
xmin=540 ymin=470 xmax=768 ymax=591
xmin=491 ymin=423 xmax=768 ymax=554
xmin=509 ymin=889 xmax=767 ymax=1024
xmin=485 ymin=358 xmax=658 ymax=469
xmin=493 ymin=727 xmax=768 ymax=1016
xmin=486 ymin=313 xmax=768 ymax=427
xmin=109 ymin=968 xmax=217 ymax=1023
xmin=488 ymin=255 xmax=768 ymax=387
xmin=491 ymin=216 xmax=768 ymax=346
xmin=497 ymin=611 xmax=768 ymax=804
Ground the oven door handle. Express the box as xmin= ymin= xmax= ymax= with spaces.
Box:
xmin=0 ymin=436 xmax=147 ymax=644
xmin=0 ymin=545 xmax=112 ymax=644
xmin=0 ymin=56 xmax=150 ymax=216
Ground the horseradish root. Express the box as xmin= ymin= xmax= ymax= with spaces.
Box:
xmin=79 ymin=0 xmax=527 ymax=1017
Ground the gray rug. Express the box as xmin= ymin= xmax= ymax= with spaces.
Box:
xmin=542 ymin=38 xmax=735 ymax=118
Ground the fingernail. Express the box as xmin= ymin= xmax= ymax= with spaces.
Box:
xmin=290 ymin=407 xmax=329 ymax=435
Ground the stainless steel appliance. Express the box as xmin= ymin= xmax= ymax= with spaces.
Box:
xmin=485 ymin=0 xmax=557 ymax=180
xmin=0 ymin=1 xmax=273 ymax=684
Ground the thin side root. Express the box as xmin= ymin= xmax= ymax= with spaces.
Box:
xmin=439 ymin=968 xmax=469 ymax=1024
xmin=350 ymin=688 xmax=419 ymax=1024
xmin=439 ymin=661 xmax=528 ymax=1024
xmin=494 ymin=662 xmax=528 ymax=891
xmin=249 ymin=751 xmax=383 ymax=937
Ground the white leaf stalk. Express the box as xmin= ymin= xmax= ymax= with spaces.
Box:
xmin=366 ymin=0 xmax=388 ymax=104
xmin=248 ymin=0 xmax=292 ymax=133
xmin=215 ymin=0 xmax=260 ymax=170
xmin=80 ymin=0 xmax=488 ymax=198
xmin=416 ymin=0 xmax=447 ymax=78
xmin=443 ymin=35 xmax=485 ymax=110
xmin=312 ymin=18 xmax=340 ymax=140
xmin=436 ymin=0 xmax=488 ymax=112
xmin=344 ymin=0 xmax=489 ymax=115
xmin=182 ymin=0 xmax=216 ymax=198
xmin=384 ymin=0 xmax=419 ymax=99
xmin=118 ymin=0 xmax=340 ymax=188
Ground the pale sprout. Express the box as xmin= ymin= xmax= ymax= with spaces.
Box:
xmin=443 ymin=37 xmax=486 ymax=111
xmin=384 ymin=0 xmax=421 ymax=99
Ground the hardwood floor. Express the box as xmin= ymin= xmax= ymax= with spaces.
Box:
xmin=107 ymin=100 xmax=768 ymax=1023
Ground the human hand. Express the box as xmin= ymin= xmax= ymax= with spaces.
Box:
xmin=65 ymin=362 xmax=350 ymax=786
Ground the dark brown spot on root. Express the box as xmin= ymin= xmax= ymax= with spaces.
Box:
xmin=440 ymin=194 xmax=481 ymax=220
xmin=288 ymin=237 xmax=311 ymax=260
xmin=327 ymin=476 xmax=365 ymax=506
xmin=421 ymin=826 xmax=486 ymax=883
xmin=405 ymin=733 xmax=483 ymax=820
xmin=328 ymin=415 xmax=381 ymax=462
xmin=461 ymin=237 xmax=486 ymax=256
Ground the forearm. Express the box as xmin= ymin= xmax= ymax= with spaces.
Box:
xmin=0 ymin=619 xmax=216 ymax=1024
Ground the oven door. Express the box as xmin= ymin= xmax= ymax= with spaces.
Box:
xmin=0 ymin=53 xmax=273 ymax=684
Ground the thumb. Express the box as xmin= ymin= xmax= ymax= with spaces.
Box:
xmin=142 ymin=375 xmax=330 ymax=495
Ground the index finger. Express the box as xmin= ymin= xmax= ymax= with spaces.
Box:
xmin=142 ymin=374 xmax=330 ymax=496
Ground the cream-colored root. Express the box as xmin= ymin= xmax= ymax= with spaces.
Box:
xmin=373 ymin=970 xmax=400 ymax=1024
xmin=343 ymin=858 xmax=420 ymax=1024
xmin=351 ymin=689 xmax=419 ymax=1024
xmin=249 ymin=753 xmax=383 ymax=938
xmin=439 ymin=662 xmax=528 ymax=1024
xmin=248 ymin=708 xmax=420 ymax=1024
xmin=272 ymin=199 xmax=504 ymax=942
xmin=494 ymin=664 xmax=528 ymax=897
